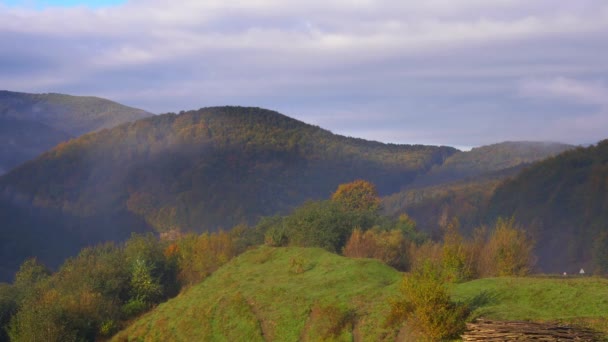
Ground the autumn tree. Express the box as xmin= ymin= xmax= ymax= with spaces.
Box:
xmin=483 ymin=217 xmax=536 ymax=277
xmin=331 ymin=179 xmax=381 ymax=213
xmin=441 ymin=218 xmax=473 ymax=282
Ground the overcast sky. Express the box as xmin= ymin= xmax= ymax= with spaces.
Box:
xmin=1 ymin=0 xmax=607 ymax=148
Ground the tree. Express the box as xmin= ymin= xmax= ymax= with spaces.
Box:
xmin=284 ymin=200 xmax=360 ymax=252
xmin=13 ymin=258 xmax=50 ymax=292
xmin=484 ymin=217 xmax=536 ymax=277
xmin=331 ymin=179 xmax=381 ymax=213
xmin=441 ymin=218 xmax=472 ymax=282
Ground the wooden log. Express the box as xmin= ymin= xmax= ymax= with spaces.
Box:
xmin=462 ymin=318 xmax=600 ymax=341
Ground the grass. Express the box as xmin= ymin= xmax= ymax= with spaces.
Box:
xmin=113 ymin=247 xmax=608 ymax=341
xmin=112 ymin=246 xmax=403 ymax=341
xmin=453 ymin=276 xmax=608 ymax=334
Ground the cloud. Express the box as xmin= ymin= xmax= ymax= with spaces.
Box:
xmin=519 ymin=77 xmax=608 ymax=107
xmin=1 ymin=0 xmax=607 ymax=146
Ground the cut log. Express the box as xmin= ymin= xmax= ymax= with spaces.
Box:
xmin=462 ymin=318 xmax=601 ymax=341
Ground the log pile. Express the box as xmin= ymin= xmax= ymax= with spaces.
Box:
xmin=462 ymin=318 xmax=601 ymax=341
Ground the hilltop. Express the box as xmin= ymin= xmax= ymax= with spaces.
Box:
xmin=113 ymin=246 xmax=403 ymax=341
xmin=0 ymin=91 xmax=152 ymax=173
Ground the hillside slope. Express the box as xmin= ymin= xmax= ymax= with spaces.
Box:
xmin=113 ymin=246 xmax=403 ymax=341
xmin=115 ymin=247 xmax=608 ymax=341
xmin=0 ymin=90 xmax=152 ymax=173
xmin=0 ymin=106 xmax=456 ymax=280
xmin=486 ymin=140 xmax=608 ymax=272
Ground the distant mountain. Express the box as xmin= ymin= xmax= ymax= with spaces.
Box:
xmin=0 ymin=106 xmax=456 ymax=281
xmin=410 ymin=141 xmax=574 ymax=187
xmin=0 ymin=91 xmax=152 ymax=173
xmin=486 ymin=140 xmax=608 ymax=272
xmin=383 ymin=141 xmax=574 ymax=237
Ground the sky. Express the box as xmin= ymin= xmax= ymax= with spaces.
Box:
xmin=1 ymin=0 xmax=607 ymax=148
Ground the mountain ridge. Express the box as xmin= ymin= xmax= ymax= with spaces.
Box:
xmin=0 ymin=105 xmax=456 ymax=281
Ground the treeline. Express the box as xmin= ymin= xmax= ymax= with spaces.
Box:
xmin=0 ymin=229 xmax=251 ymax=341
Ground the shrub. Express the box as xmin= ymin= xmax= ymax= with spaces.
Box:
xmin=388 ymin=261 xmax=468 ymax=341
xmin=343 ymin=228 xmax=409 ymax=270
xmin=264 ymin=225 xmax=288 ymax=247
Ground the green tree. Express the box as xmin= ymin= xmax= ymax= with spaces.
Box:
xmin=13 ymin=258 xmax=50 ymax=293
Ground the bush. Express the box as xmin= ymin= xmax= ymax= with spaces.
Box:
xmin=343 ymin=228 xmax=409 ymax=270
xmin=388 ymin=261 xmax=468 ymax=341
xmin=264 ymin=225 xmax=288 ymax=247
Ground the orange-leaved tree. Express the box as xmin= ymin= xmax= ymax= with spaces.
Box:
xmin=331 ymin=179 xmax=381 ymax=213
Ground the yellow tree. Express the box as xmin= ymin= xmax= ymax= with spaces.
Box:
xmin=331 ymin=179 xmax=381 ymax=213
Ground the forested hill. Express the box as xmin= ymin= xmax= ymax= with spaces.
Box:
xmin=383 ymin=141 xmax=574 ymax=238
xmin=486 ymin=140 xmax=608 ymax=272
xmin=411 ymin=141 xmax=573 ymax=187
xmin=0 ymin=106 xmax=456 ymax=280
xmin=0 ymin=91 xmax=152 ymax=173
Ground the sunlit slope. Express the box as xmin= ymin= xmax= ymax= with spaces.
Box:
xmin=113 ymin=247 xmax=403 ymax=341
xmin=115 ymin=248 xmax=608 ymax=341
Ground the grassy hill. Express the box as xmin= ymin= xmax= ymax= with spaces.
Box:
xmin=486 ymin=140 xmax=608 ymax=272
xmin=114 ymin=247 xmax=608 ymax=341
xmin=0 ymin=106 xmax=455 ymax=281
xmin=113 ymin=247 xmax=403 ymax=341
xmin=0 ymin=91 xmax=152 ymax=173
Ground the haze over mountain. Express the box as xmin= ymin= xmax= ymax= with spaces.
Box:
xmin=0 ymin=106 xmax=456 ymax=281
xmin=0 ymin=98 xmax=601 ymax=281
xmin=0 ymin=91 xmax=152 ymax=174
